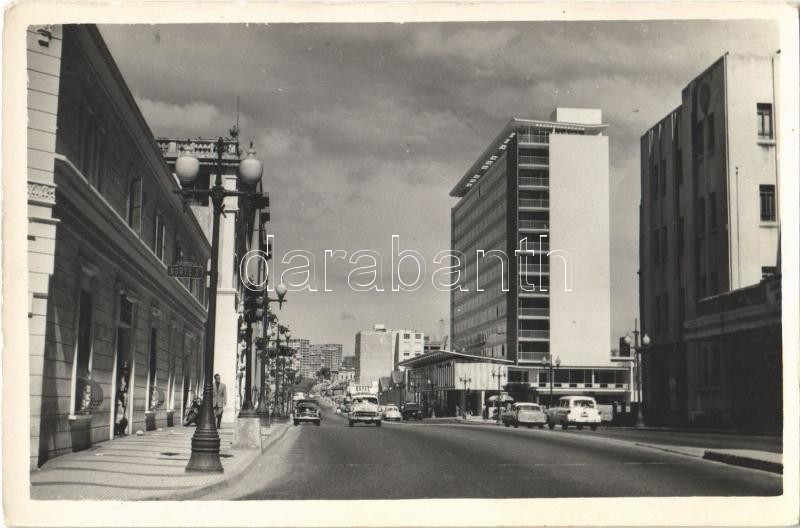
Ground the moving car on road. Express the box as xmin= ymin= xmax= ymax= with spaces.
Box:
xmin=348 ymin=394 xmax=382 ymax=427
xmin=293 ymin=399 xmax=322 ymax=426
xmin=401 ymin=403 xmax=424 ymax=421
xmin=502 ymin=402 xmax=547 ymax=428
xmin=382 ymin=405 xmax=402 ymax=422
xmin=546 ymin=396 xmax=602 ymax=430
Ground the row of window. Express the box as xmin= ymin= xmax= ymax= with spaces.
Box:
xmin=650 ymin=103 xmax=774 ymax=203
xmin=651 ymin=185 xmax=775 ymax=266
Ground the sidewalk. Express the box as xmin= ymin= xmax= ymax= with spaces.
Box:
xmin=30 ymin=422 xmax=289 ymax=500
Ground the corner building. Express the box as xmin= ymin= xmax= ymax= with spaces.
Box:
xmin=27 ymin=25 xmax=209 ymax=468
xmin=639 ymin=53 xmax=781 ymax=428
xmin=450 ymin=109 xmax=628 ymax=405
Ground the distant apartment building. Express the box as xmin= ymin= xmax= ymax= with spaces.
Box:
xmin=448 ymin=108 xmax=628 ymax=408
xmin=393 ymin=330 xmax=425 ymax=367
xmin=288 ymin=338 xmax=311 ymax=378
xmin=355 ymin=324 xmax=394 ymax=385
xmin=639 ymin=53 xmax=781 ymax=429
xmin=316 ymin=343 xmax=344 ymax=372
xmin=341 ymin=355 xmax=356 ymax=369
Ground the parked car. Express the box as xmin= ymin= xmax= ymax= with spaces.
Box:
xmin=293 ymin=399 xmax=322 ymax=426
xmin=401 ymin=403 xmax=424 ymax=421
xmin=501 ymin=402 xmax=547 ymax=428
xmin=546 ymin=396 xmax=602 ymax=430
xmin=382 ymin=405 xmax=402 ymax=421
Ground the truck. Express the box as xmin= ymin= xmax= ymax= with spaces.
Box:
xmin=347 ymin=393 xmax=382 ymax=427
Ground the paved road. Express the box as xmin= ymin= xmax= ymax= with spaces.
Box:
xmin=216 ymin=406 xmax=782 ymax=500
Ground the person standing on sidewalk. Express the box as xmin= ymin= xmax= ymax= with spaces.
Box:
xmin=213 ymin=374 xmax=227 ymax=428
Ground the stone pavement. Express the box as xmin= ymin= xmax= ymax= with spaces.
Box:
xmin=30 ymin=422 xmax=289 ymax=500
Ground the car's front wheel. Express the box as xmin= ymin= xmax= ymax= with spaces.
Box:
xmin=376 ymin=421 xmax=382 ymax=427
xmin=590 ymin=424 xmax=598 ymax=431
xmin=548 ymin=421 xmax=555 ymax=430
xmin=348 ymin=420 xmax=354 ymax=427
xmin=293 ymin=421 xmax=298 ymax=426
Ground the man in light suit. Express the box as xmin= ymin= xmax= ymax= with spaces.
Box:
xmin=213 ymin=373 xmax=227 ymax=428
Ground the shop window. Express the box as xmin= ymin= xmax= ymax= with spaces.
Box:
xmin=73 ymin=289 xmax=94 ymax=414
xmin=148 ymin=327 xmax=158 ymax=410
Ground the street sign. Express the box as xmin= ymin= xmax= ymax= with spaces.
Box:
xmin=167 ymin=263 xmax=205 ymax=279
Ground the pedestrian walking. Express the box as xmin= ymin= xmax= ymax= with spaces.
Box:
xmin=213 ymin=373 xmax=227 ymax=428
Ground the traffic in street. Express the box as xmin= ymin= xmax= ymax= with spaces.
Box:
xmin=211 ymin=400 xmax=782 ymax=500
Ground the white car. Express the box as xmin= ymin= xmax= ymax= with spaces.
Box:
xmin=546 ymin=396 xmax=602 ymax=430
xmin=382 ymin=405 xmax=402 ymax=421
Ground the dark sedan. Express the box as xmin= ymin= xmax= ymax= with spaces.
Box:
xmin=401 ymin=403 xmax=424 ymax=421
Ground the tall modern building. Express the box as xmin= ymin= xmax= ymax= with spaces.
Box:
xmin=449 ymin=108 xmax=626 ymax=403
xmin=355 ymin=324 xmax=394 ymax=385
xmin=639 ymin=53 xmax=781 ymax=428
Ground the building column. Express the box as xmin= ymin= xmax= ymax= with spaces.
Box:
xmin=27 ymin=25 xmax=63 ymax=469
xmin=213 ymin=174 xmax=239 ymax=426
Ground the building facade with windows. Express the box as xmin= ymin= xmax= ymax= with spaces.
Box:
xmin=315 ymin=343 xmax=343 ymax=373
xmin=27 ymin=25 xmax=209 ymax=468
xmin=393 ymin=330 xmax=425 ymax=367
xmin=639 ymin=53 xmax=781 ymax=428
xmin=355 ymin=325 xmax=394 ymax=385
xmin=449 ymin=109 xmax=629 ymax=406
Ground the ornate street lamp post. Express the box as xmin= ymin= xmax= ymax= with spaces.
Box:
xmin=542 ymin=355 xmax=561 ymax=408
xmin=175 ymin=137 xmax=262 ymax=473
xmin=625 ymin=327 xmax=651 ymax=427
xmin=458 ymin=375 xmax=471 ymax=420
xmin=491 ymin=369 xmax=506 ymax=425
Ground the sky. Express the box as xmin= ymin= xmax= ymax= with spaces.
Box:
xmin=100 ymin=19 xmax=778 ymax=356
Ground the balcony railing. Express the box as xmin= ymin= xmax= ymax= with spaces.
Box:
xmin=517 ymin=351 xmax=549 ymax=362
xmin=518 ymin=307 xmax=549 ymax=317
xmin=518 ymin=329 xmax=550 ymax=339
xmin=518 ymin=155 xmax=549 ymax=166
xmin=518 ymin=284 xmax=549 ymax=295
xmin=519 ymin=198 xmax=549 ymax=209
xmin=518 ymin=176 xmax=549 ymax=187
xmin=517 ymin=133 xmax=549 ymax=145
xmin=157 ymin=138 xmax=240 ymax=160
xmin=518 ymin=220 xmax=549 ymax=230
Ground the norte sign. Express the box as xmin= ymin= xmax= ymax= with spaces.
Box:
xmin=167 ymin=262 xmax=205 ymax=279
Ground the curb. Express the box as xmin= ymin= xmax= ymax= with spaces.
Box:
xmin=635 ymin=442 xmax=782 ymax=475
xmin=610 ymin=425 xmax=781 ymax=437
xmin=157 ymin=424 xmax=292 ymax=501
xmin=703 ymin=450 xmax=783 ymax=475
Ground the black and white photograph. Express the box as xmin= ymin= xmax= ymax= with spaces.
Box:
xmin=3 ymin=1 xmax=798 ymax=526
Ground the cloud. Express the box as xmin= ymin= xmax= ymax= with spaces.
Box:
xmin=339 ymin=311 xmax=356 ymax=321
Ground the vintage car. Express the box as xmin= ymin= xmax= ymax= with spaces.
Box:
xmin=501 ymin=402 xmax=547 ymax=428
xmin=382 ymin=405 xmax=402 ymax=421
xmin=546 ymin=396 xmax=602 ymax=430
xmin=401 ymin=403 xmax=424 ymax=421
xmin=293 ymin=399 xmax=322 ymax=426
xmin=348 ymin=394 xmax=382 ymax=427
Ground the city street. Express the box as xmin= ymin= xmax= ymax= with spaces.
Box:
xmin=211 ymin=404 xmax=781 ymax=500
